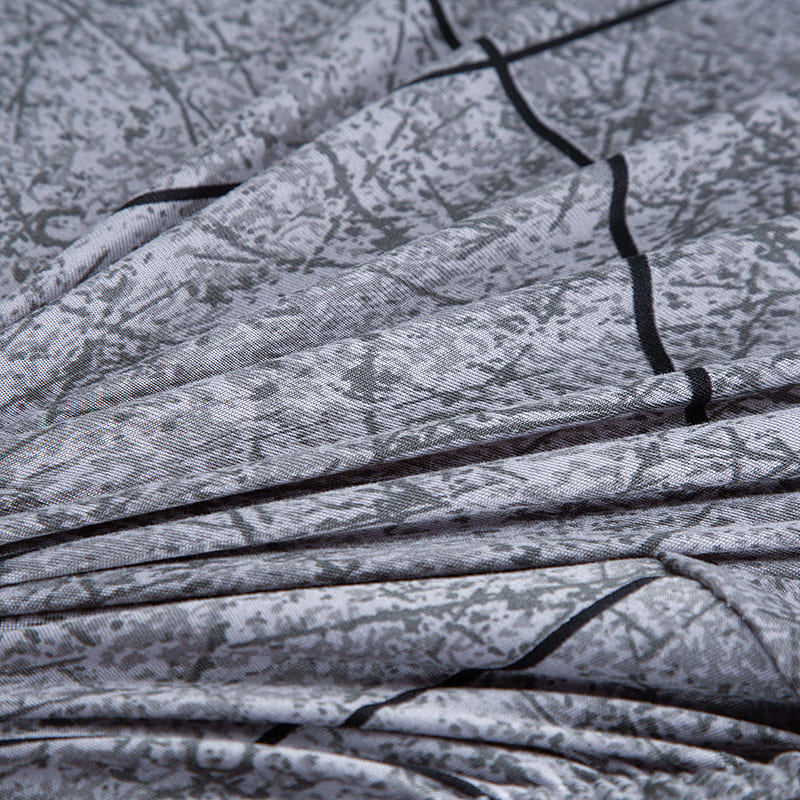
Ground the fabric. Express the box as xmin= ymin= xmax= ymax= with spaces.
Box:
xmin=2 ymin=0 xmax=800 ymax=796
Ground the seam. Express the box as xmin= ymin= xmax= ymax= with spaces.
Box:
xmin=405 ymin=0 xmax=684 ymax=87
xmin=476 ymin=36 xmax=593 ymax=166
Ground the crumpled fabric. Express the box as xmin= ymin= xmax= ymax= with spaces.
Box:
xmin=1 ymin=0 xmax=800 ymax=797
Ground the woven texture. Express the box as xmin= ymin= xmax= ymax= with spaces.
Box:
xmin=2 ymin=0 xmax=800 ymax=797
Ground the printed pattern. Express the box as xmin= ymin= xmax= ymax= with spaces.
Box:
xmin=1 ymin=0 xmax=800 ymax=797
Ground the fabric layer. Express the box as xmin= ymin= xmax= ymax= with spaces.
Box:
xmin=1 ymin=0 xmax=800 ymax=797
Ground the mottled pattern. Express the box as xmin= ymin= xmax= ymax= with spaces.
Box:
xmin=1 ymin=0 xmax=800 ymax=797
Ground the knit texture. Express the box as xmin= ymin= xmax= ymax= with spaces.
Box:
xmin=2 ymin=1 xmax=800 ymax=797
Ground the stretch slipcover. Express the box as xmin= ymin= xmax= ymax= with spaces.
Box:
xmin=2 ymin=0 xmax=800 ymax=797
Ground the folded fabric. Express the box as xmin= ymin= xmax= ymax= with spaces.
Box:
xmin=1 ymin=0 xmax=800 ymax=797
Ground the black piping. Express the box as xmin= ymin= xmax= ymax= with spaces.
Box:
xmin=406 ymin=57 xmax=492 ymax=87
xmin=412 ymin=764 xmax=496 ymax=798
xmin=257 ymin=723 xmax=297 ymax=744
xmin=115 ymin=182 xmax=241 ymax=212
xmin=504 ymin=575 xmax=658 ymax=669
xmin=608 ymin=153 xmax=638 ymax=259
xmin=627 ymin=251 xmax=675 ymax=374
xmin=428 ymin=0 xmax=460 ymax=49
xmin=476 ymin=37 xmax=593 ymax=167
xmin=684 ymin=367 xmax=713 ymax=424
xmin=257 ymin=576 xmax=658 ymax=744
xmin=608 ymin=153 xmax=675 ymax=375
xmin=506 ymin=0 xmax=682 ymax=64
xmin=406 ymin=0 xmax=683 ymax=87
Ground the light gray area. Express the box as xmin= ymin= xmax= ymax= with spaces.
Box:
xmin=1 ymin=0 xmax=800 ymax=797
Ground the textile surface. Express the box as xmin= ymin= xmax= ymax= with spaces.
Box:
xmin=1 ymin=0 xmax=800 ymax=797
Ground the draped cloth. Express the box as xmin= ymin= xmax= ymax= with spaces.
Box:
xmin=2 ymin=0 xmax=800 ymax=796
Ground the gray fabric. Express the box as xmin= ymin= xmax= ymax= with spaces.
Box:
xmin=1 ymin=0 xmax=800 ymax=797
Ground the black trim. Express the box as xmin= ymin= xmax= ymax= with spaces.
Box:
xmin=684 ymin=367 xmax=713 ymax=424
xmin=406 ymin=0 xmax=683 ymax=88
xmin=406 ymin=58 xmax=492 ymax=87
xmin=628 ymin=253 xmax=675 ymax=375
xmin=428 ymin=0 xmax=460 ymax=49
xmin=258 ymin=576 xmax=658 ymax=746
xmin=342 ymin=576 xmax=658 ymax=729
xmin=256 ymin=723 xmax=298 ymax=744
xmin=506 ymin=0 xmax=682 ymax=65
xmin=607 ymin=154 xmax=675 ymax=375
xmin=476 ymin=37 xmax=593 ymax=167
xmin=115 ymin=183 xmax=241 ymax=212
xmin=505 ymin=576 xmax=658 ymax=669
xmin=413 ymin=764 xmax=494 ymax=798
xmin=608 ymin=153 xmax=638 ymax=259
xmin=344 ymin=687 xmax=428 ymax=728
